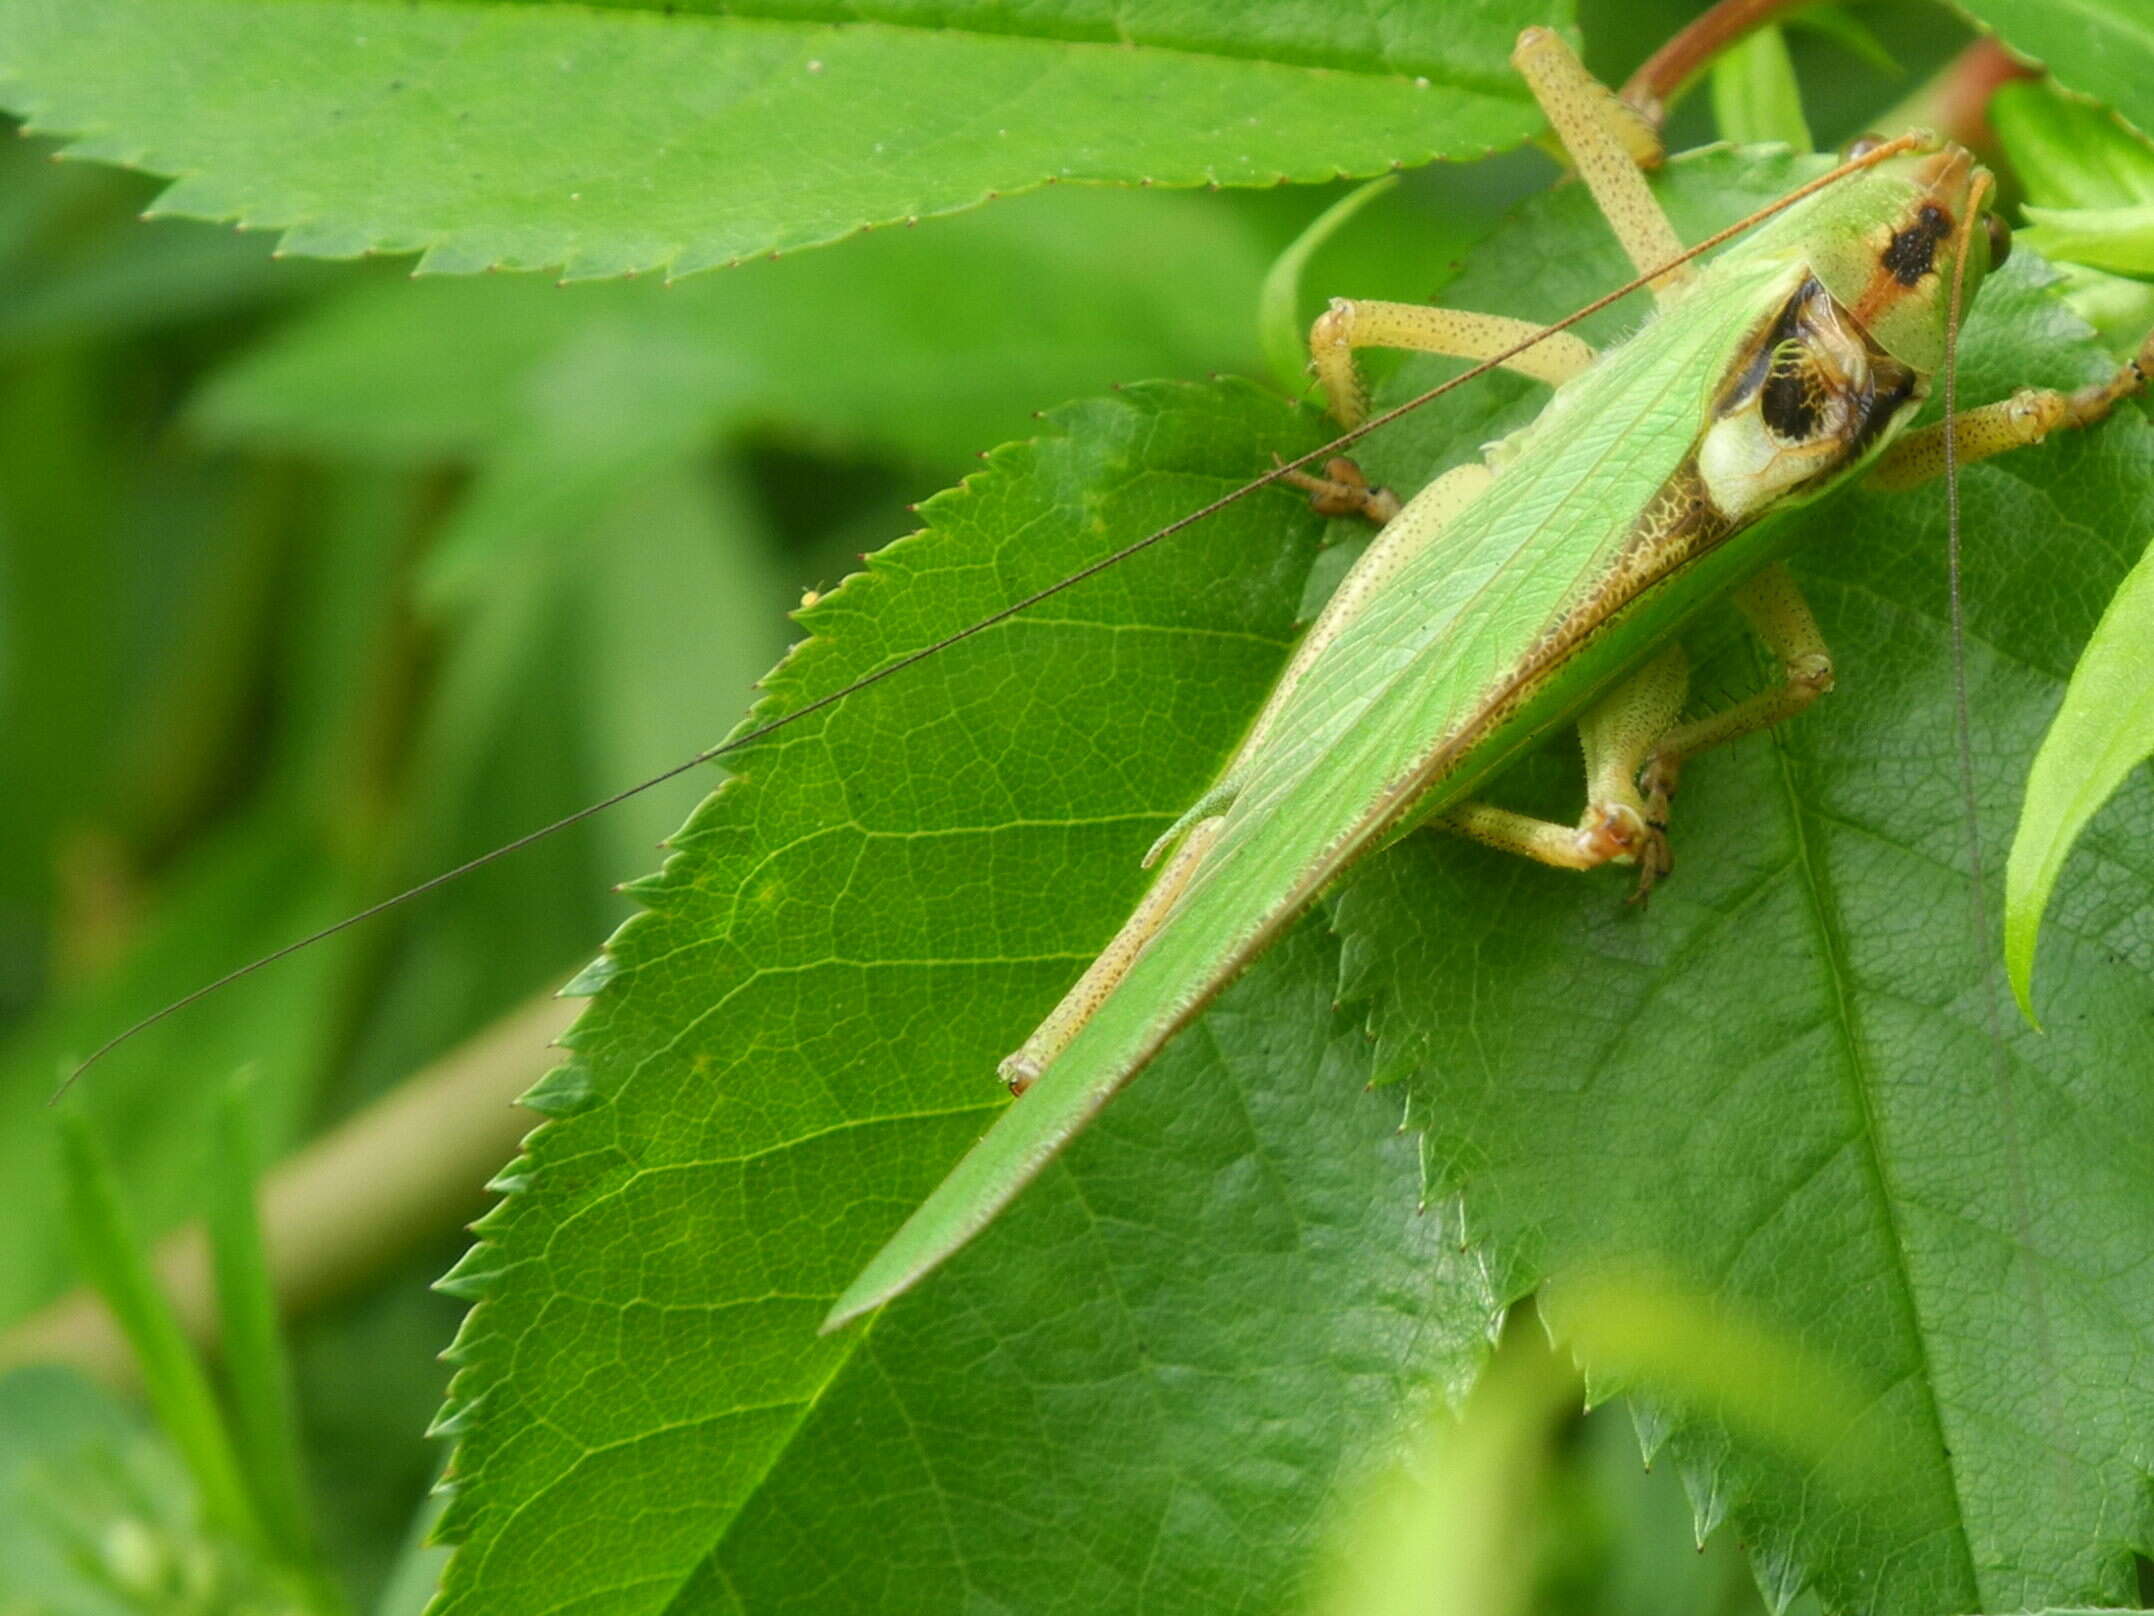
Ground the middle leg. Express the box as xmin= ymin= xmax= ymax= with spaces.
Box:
xmin=1637 ymin=561 xmax=1834 ymax=833
xmin=1436 ymin=641 xmax=1691 ymax=890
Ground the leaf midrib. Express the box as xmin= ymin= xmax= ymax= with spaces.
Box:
xmin=1763 ymin=653 xmax=1983 ymax=1611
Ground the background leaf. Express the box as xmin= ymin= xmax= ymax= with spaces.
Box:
xmin=1708 ymin=25 xmax=1812 ymax=151
xmin=2004 ymin=535 xmax=2154 ymax=1018
xmin=0 ymin=0 xmax=1569 ymax=278
xmin=1953 ymin=0 xmax=2154 ymax=143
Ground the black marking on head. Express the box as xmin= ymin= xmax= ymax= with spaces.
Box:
xmin=1883 ymin=204 xmax=1952 ymax=286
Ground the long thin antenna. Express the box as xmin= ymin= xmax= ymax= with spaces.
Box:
xmin=55 ymin=135 xmax=1927 ymax=1101
xmin=1941 ymin=175 xmax=2061 ymax=1481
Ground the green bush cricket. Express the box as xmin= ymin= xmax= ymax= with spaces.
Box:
xmin=821 ymin=28 xmax=2152 ymax=1328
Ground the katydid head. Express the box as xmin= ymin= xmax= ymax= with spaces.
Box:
xmin=1695 ymin=140 xmax=2002 ymax=521
xmin=1800 ymin=141 xmax=2001 ymax=380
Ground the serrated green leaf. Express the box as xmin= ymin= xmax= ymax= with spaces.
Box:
xmin=0 ymin=0 xmax=1569 ymax=280
xmin=429 ymin=378 xmax=1508 ymax=1612
xmin=2004 ymin=536 xmax=2154 ymax=1020
xmin=193 ymin=186 xmax=1279 ymax=476
xmin=686 ymin=927 xmax=1490 ymax=1613
xmin=1953 ymin=0 xmax=2154 ymax=144
xmin=1331 ymin=164 xmax=2154 ymax=1615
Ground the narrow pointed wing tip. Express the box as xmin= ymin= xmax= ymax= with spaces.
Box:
xmin=818 ymin=1300 xmax=868 ymax=1335
xmin=819 ymin=1272 xmax=899 ymax=1334
xmin=821 ymin=1023 xmax=1150 ymax=1333
xmin=820 ymin=1155 xmax=1026 ymax=1333
xmin=817 ymin=1164 xmax=1011 ymax=1336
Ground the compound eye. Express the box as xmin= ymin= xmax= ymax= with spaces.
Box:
xmin=1841 ymin=132 xmax=1888 ymax=161
xmin=1984 ymin=211 xmax=2013 ymax=269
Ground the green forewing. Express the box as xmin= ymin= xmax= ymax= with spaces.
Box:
xmin=830 ymin=217 xmax=1813 ymax=1323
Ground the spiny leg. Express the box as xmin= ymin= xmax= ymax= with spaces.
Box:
xmin=1309 ymin=298 xmax=1599 ymax=427
xmin=1637 ymin=562 xmax=1833 ymax=845
xmin=1437 ymin=642 xmax=1690 ymax=887
xmin=1295 ymin=291 xmax=1593 ymax=526
xmin=1146 ymin=462 xmax=1495 ymax=869
xmin=1512 ymin=27 xmax=1690 ymax=301
xmin=1868 ymin=329 xmax=2154 ymax=490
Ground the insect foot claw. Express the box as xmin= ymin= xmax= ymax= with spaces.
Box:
xmin=1280 ymin=456 xmax=1400 ymax=524
xmin=998 ymin=1052 xmax=1042 ymax=1096
xmin=1628 ymin=827 xmax=1675 ymax=907
xmin=1640 ymin=755 xmax=1682 ymax=827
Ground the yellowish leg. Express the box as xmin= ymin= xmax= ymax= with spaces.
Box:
xmin=1282 ymin=455 xmax=1405 ymax=526
xmin=1512 ymin=27 xmax=1690 ymax=301
xmin=1438 ymin=643 xmax=1690 ymax=885
xmin=1869 ymin=331 xmax=2154 ymax=490
xmin=1436 ymin=566 xmax=1838 ymax=899
xmin=1636 ymin=563 xmax=1833 ymax=860
xmin=1310 ymin=299 xmax=1599 ymax=426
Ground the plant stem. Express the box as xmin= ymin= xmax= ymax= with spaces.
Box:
xmin=7 ymin=989 xmax=579 ymax=1387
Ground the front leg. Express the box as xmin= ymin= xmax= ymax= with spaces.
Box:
xmin=1868 ymin=328 xmax=2153 ymax=490
xmin=1310 ymin=298 xmax=1598 ymax=426
xmin=1511 ymin=27 xmax=1689 ymax=301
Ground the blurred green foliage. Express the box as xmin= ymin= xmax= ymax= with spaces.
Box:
xmin=0 ymin=0 xmax=2146 ymax=1611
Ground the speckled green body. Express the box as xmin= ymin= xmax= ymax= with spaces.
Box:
xmin=832 ymin=148 xmax=1989 ymax=1325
